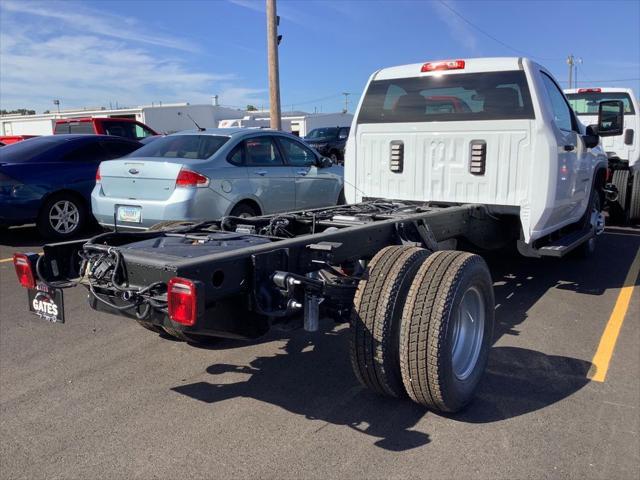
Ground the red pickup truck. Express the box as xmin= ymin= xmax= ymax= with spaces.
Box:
xmin=54 ymin=117 xmax=158 ymax=140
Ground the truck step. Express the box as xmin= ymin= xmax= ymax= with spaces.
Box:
xmin=537 ymin=228 xmax=593 ymax=258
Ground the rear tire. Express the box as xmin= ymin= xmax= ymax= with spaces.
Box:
xmin=37 ymin=193 xmax=88 ymax=240
xmin=610 ymin=170 xmax=630 ymax=224
xmin=148 ymin=220 xmax=197 ymax=231
xmin=162 ymin=325 xmax=220 ymax=345
xmin=136 ymin=319 xmax=164 ymax=334
xmin=350 ymin=245 xmax=430 ymax=398
xmin=400 ymin=251 xmax=494 ymax=413
xmin=630 ymin=172 xmax=640 ymax=222
xmin=229 ymin=202 xmax=258 ymax=218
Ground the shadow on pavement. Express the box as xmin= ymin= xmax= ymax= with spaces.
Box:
xmin=173 ymin=323 xmax=591 ymax=451
xmin=171 ymin=228 xmax=640 ymax=450
xmin=0 ymin=224 xmax=103 ymax=248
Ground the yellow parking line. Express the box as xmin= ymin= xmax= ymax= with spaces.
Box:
xmin=588 ymin=246 xmax=640 ymax=382
xmin=0 ymin=257 xmax=15 ymax=263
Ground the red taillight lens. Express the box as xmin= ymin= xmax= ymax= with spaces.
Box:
xmin=167 ymin=277 xmax=197 ymax=326
xmin=175 ymin=168 xmax=209 ymax=188
xmin=421 ymin=60 xmax=465 ymax=72
xmin=13 ymin=253 xmax=36 ymax=289
xmin=95 ymin=166 xmax=101 ymax=183
xmin=577 ymin=88 xmax=601 ymax=93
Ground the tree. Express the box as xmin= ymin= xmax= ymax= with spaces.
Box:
xmin=0 ymin=108 xmax=36 ymax=115
xmin=246 ymin=104 xmax=258 ymax=111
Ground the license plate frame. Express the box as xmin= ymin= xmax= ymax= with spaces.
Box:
xmin=27 ymin=283 xmax=65 ymax=323
xmin=116 ymin=205 xmax=142 ymax=223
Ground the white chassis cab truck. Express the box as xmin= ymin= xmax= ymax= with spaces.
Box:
xmin=14 ymin=57 xmax=625 ymax=414
xmin=565 ymin=87 xmax=640 ymax=222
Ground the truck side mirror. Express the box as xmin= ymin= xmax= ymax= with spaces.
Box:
xmin=597 ymin=100 xmax=624 ymax=137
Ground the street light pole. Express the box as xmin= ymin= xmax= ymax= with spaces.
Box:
xmin=342 ymin=92 xmax=350 ymax=113
xmin=567 ymin=54 xmax=574 ymax=89
xmin=266 ymin=0 xmax=282 ymax=130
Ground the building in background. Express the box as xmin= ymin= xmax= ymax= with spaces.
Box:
xmin=0 ymin=103 xmax=245 ymax=136
xmin=218 ymin=111 xmax=353 ymax=137
xmin=0 ymin=105 xmax=353 ymax=137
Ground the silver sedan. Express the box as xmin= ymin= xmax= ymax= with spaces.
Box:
xmin=91 ymin=128 xmax=345 ymax=229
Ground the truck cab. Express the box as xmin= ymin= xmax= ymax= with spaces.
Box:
xmin=565 ymin=87 xmax=640 ymax=222
xmin=54 ymin=117 xmax=158 ymax=141
xmin=345 ymin=57 xmax=624 ymax=248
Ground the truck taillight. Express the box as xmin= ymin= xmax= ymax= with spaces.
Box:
xmin=421 ymin=60 xmax=465 ymax=72
xmin=577 ymin=88 xmax=601 ymax=93
xmin=176 ymin=168 xmax=209 ymax=188
xmin=13 ymin=253 xmax=36 ymax=289
xmin=95 ymin=166 xmax=101 ymax=183
xmin=167 ymin=278 xmax=197 ymax=326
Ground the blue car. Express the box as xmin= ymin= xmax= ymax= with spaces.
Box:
xmin=0 ymin=135 xmax=142 ymax=239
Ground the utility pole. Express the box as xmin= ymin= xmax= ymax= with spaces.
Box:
xmin=567 ymin=54 xmax=574 ymax=89
xmin=266 ymin=0 xmax=282 ymax=130
xmin=342 ymin=92 xmax=350 ymax=113
xmin=574 ymin=57 xmax=583 ymax=87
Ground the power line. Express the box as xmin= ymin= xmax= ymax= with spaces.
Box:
xmin=558 ymin=78 xmax=640 ymax=84
xmin=436 ymin=1 xmax=562 ymax=61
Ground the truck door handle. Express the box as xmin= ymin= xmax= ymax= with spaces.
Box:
xmin=563 ymin=145 xmax=575 ymax=152
xmin=296 ymin=170 xmax=308 ymax=176
xmin=254 ymin=170 xmax=267 ymax=176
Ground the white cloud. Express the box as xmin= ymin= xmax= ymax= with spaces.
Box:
xmin=0 ymin=1 xmax=267 ymax=112
xmin=431 ymin=1 xmax=479 ymax=53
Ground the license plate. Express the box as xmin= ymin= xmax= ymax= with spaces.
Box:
xmin=117 ymin=205 xmax=142 ymax=223
xmin=28 ymin=284 xmax=65 ymax=323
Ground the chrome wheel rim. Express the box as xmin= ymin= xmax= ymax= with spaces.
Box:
xmin=49 ymin=200 xmax=80 ymax=234
xmin=451 ymin=286 xmax=485 ymax=381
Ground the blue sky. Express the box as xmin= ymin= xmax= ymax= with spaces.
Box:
xmin=1 ymin=0 xmax=639 ymax=114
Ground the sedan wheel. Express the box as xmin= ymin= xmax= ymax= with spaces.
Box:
xmin=38 ymin=195 xmax=87 ymax=239
xmin=49 ymin=200 xmax=80 ymax=235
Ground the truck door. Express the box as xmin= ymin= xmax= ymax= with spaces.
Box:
xmin=540 ymin=73 xmax=588 ymax=222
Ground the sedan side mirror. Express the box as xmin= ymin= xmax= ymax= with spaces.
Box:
xmin=597 ymin=100 xmax=624 ymax=137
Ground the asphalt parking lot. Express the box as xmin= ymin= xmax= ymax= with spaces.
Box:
xmin=0 ymin=225 xmax=639 ymax=480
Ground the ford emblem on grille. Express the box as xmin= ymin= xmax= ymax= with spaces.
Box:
xmin=128 ymin=168 xmax=139 ymax=175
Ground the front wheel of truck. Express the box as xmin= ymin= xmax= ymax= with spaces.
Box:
xmin=399 ymin=251 xmax=495 ymax=413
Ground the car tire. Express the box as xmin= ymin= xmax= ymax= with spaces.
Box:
xmin=162 ymin=325 xmax=220 ymax=345
xmin=576 ymin=189 xmax=602 ymax=258
xmin=148 ymin=220 xmax=197 ymax=232
xmin=350 ymin=245 xmax=430 ymax=398
xmin=37 ymin=193 xmax=88 ymax=240
xmin=629 ymin=172 xmax=640 ymax=222
xmin=610 ymin=170 xmax=630 ymax=224
xmin=400 ymin=251 xmax=494 ymax=413
xmin=230 ymin=202 xmax=258 ymax=218
xmin=135 ymin=319 xmax=164 ymax=333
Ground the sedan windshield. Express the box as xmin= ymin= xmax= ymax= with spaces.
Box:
xmin=306 ymin=128 xmax=338 ymax=139
xmin=130 ymin=135 xmax=229 ymax=159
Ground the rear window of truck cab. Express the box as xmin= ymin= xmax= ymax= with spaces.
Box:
xmin=566 ymin=92 xmax=635 ymax=115
xmin=357 ymin=71 xmax=535 ymax=123
xmin=54 ymin=122 xmax=95 ymax=134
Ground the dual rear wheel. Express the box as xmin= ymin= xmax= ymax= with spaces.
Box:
xmin=350 ymin=246 xmax=494 ymax=413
